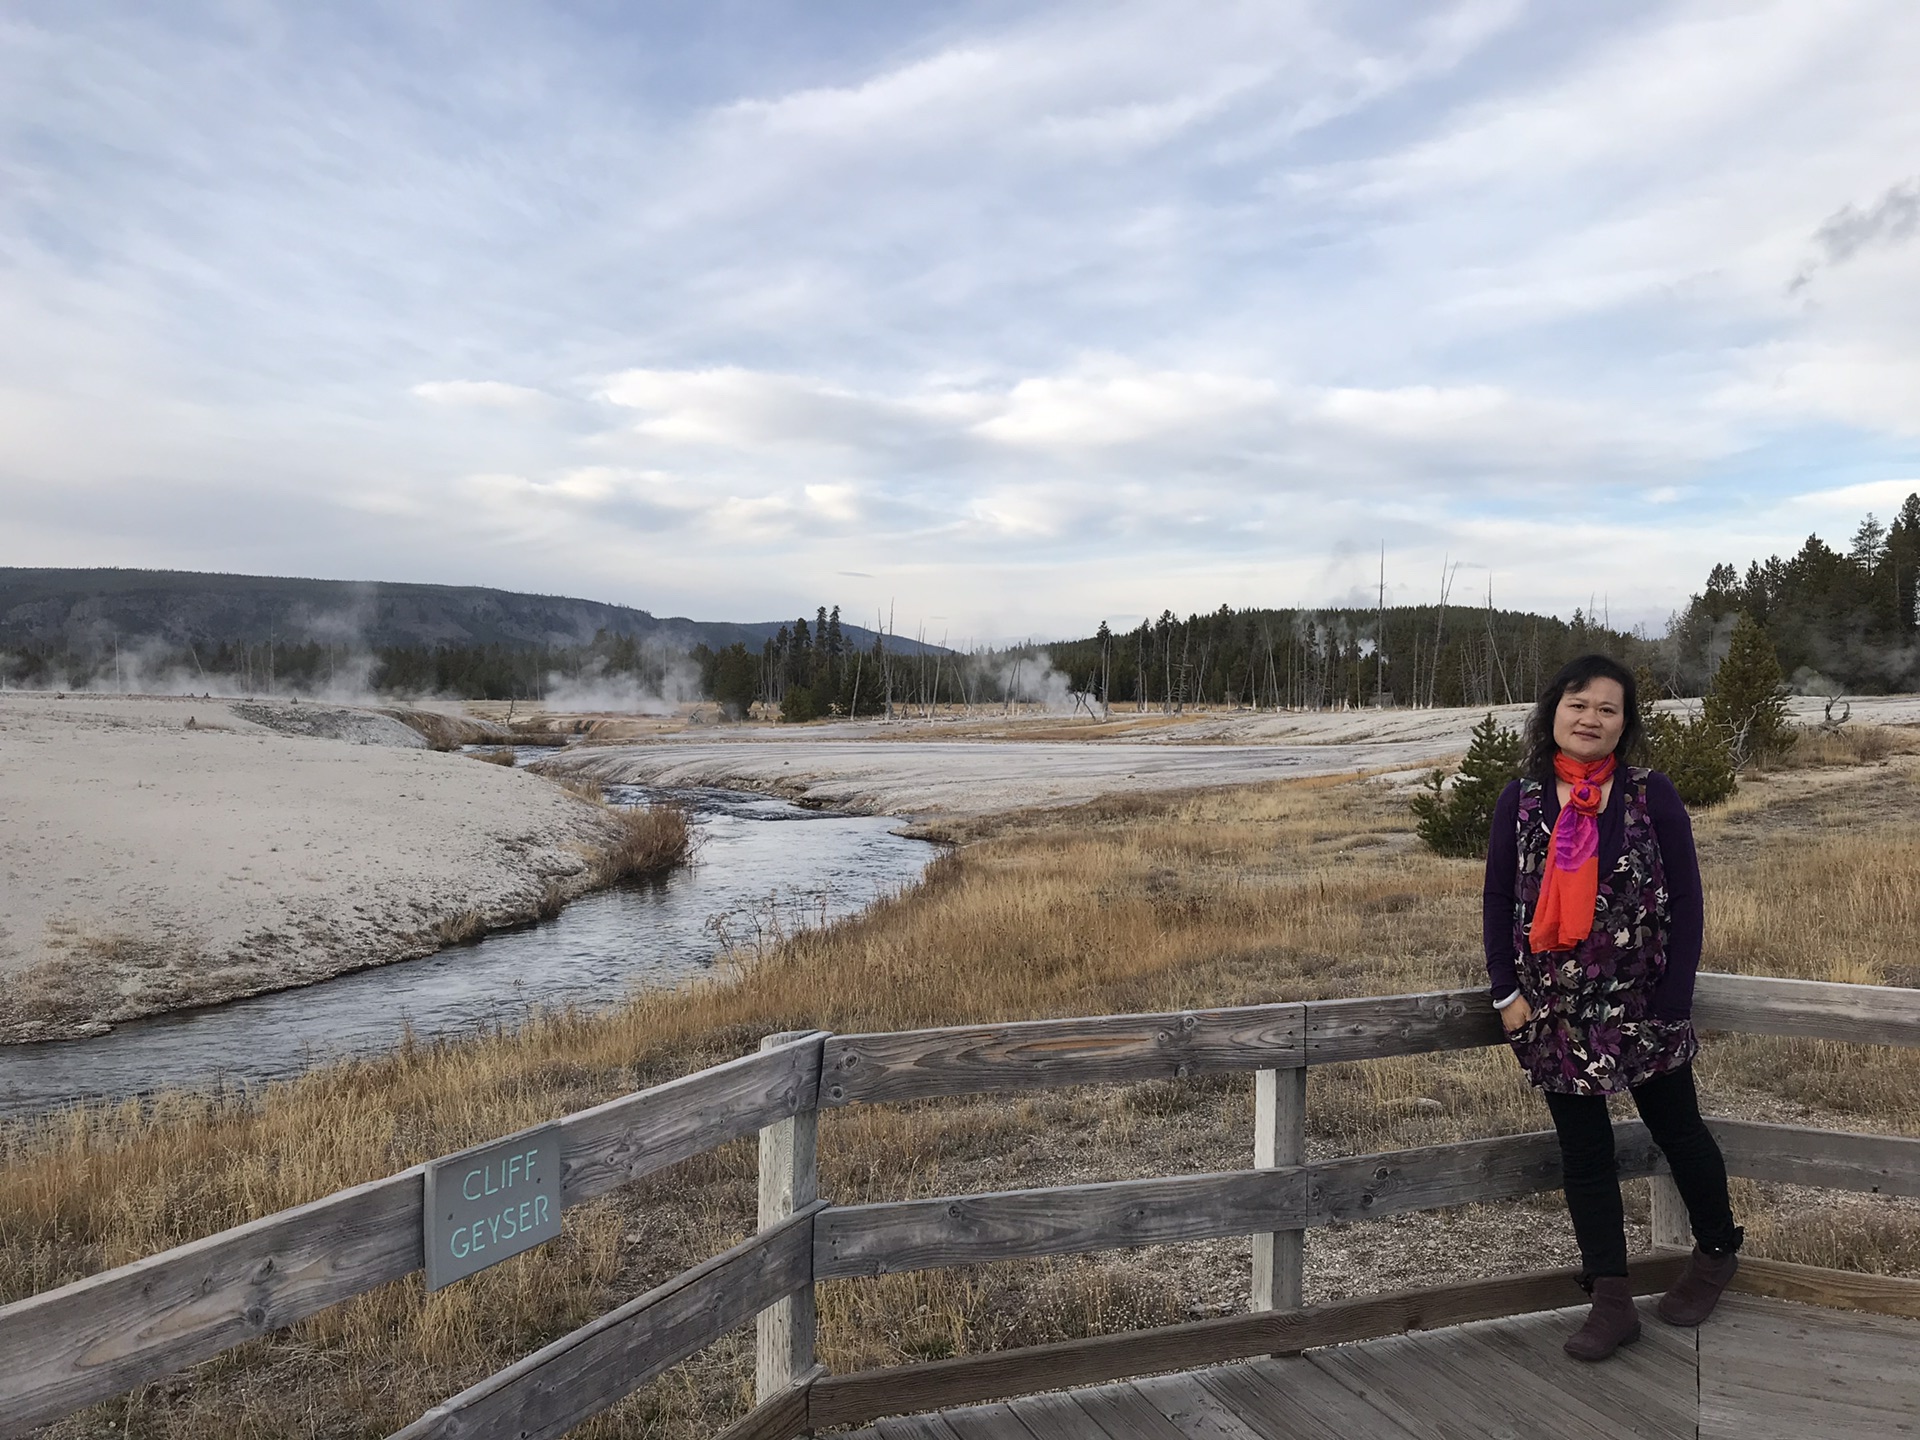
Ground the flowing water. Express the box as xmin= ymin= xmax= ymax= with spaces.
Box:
xmin=0 ymin=784 xmax=937 ymax=1119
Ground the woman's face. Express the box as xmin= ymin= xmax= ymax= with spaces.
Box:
xmin=1553 ymin=677 xmax=1627 ymax=763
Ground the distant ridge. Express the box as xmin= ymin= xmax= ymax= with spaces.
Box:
xmin=0 ymin=568 xmax=943 ymax=656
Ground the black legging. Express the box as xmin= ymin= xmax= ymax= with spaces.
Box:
xmin=1543 ymin=1063 xmax=1741 ymax=1281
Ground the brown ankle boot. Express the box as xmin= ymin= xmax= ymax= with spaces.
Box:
xmin=1564 ymin=1276 xmax=1641 ymax=1361
xmin=1657 ymin=1246 xmax=1739 ymax=1326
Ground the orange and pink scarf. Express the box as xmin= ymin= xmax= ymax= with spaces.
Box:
xmin=1529 ymin=752 xmax=1616 ymax=954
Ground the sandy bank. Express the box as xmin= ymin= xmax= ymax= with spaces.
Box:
xmin=534 ymin=695 xmax=1920 ymax=818
xmin=532 ymin=704 xmax=1533 ymax=817
xmin=0 ymin=692 xmax=617 ymax=1042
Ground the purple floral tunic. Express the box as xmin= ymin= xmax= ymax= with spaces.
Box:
xmin=1485 ymin=767 xmax=1701 ymax=1096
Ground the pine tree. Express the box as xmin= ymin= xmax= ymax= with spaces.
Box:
xmin=1412 ymin=712 xmax=1523 ymax=857
xmin=1703 ymin=613 xmax=1794 ymax=767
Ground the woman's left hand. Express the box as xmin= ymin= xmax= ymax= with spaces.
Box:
xmin=1500 ymin=995 xmax=1534 ymax=1033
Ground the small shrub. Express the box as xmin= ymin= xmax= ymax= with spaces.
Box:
xmin=1411 ymin=712 xmax=1523 ymax=857
xmin=1642 ymin=707 xmax=1736 ymax=807
xmin=779 ymin=686 xmax=820 ymax=724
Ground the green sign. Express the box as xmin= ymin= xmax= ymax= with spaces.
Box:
xmin=423 ymin=1123 xmax=563 ymax=1290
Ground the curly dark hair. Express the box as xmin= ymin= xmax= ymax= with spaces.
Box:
xmin=1522 ymin=653 xmax=1641 ymax=785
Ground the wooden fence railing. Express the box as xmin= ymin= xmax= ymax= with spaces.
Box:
xmin=3 ymin=972 xmax=1917 ymax=1439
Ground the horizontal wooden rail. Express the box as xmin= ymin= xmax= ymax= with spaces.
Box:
xmin=807 ymin=1253 xmax=1691 ymax=1430
xmin=1303 ymin=989 xmax=1500 ymax=1062
xmin=816 ymin=1126 xmax=1662 ymax=1280
xmin=815 ymin=1114 xmax=1919 ymax=1282
xmin=389 ymin=1203 xmax=822 ymax=1440
xmin=820 ymin=973 xmax=1920 ymax=1110
xmin=1693 ymin=971 xmax=1920 ymax=1049
xmin=819 ymin=1168 xmax=1312 ymax=1278
xmin=1715 ymin=1118 xmax=1920 ymax=1197
xmin=821 ymin=1003 xmax=1306 ymax=1106
xmin=0 ymin=1033 xmax=825 ymax=1439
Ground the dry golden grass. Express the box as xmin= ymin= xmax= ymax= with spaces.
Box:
xmin=4 ymin=755 xmax=1918 ymax=1436
xmin=1773 ymin=723 xmax=1920 ymax=770
xmin=467 ymin=745 xmax=518 ymax=766
xmin=590 ymin=801 xmax=696 ymax=886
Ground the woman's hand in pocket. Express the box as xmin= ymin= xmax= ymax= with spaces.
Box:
xmin=1500 ymin=996 xmax=1534 ymax=1034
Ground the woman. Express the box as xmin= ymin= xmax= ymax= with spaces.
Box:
xmin=1483 ymin=654 xmax=1743 ymax=1361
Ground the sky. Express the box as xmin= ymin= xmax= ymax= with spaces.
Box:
xmin=4 ymin=1 xmax=1919 ymax=644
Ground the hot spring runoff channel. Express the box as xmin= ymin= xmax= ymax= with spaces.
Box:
xmin=0 ymin=784 xmax=938 ymax=1119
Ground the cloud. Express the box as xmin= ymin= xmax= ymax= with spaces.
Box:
xmin=410 ymin=380 xmax=553 ymax=411
xmin=973 ymin=365 xmax=1278 ymax=448
xmin=6 ymin=1 xmax=1920 ymax=642
xmin=1813 ymin=177 xmax=1920 ymax=267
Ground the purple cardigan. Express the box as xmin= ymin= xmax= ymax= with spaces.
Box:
xmin=1481 ymin=769 xmax=1704 ymax=1021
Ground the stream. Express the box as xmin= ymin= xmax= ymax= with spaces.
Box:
xmin=0 ymin=783 xmax=937 ymax=1119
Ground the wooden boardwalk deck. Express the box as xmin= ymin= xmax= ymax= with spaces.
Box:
xmin=848 ymin=1295 xmax=1920 ymax=1440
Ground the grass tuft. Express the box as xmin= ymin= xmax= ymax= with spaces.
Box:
xmin=590 ymin=802 xmax=696 ymax=885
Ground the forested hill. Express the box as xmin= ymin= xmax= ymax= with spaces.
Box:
xmin=1037 ymin=603 xmax=1661 ymax=712
xmin=1668 ymin=494 xmax=1920 ymax=695
xmin=1036 ymin=493 xmax=1920 ymax=706
xmin=0 ymin=568 xmax=918 ymax=656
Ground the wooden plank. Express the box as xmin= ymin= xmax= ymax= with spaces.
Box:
xmin=1251 ymin=1067 xmax=1307 ymax=1312
xmin=1711 ymin=1118 xmax=1920 ymax=1197
xmin=1302 ymin=989 xmax=1498 ymax=1064
xmin=1197 ymin=1359 xmax=1420 ymax=1440
xmin=868 ymin=1419 xmax=967 ymax=1440
xmin=1003 ymin=1389 xmax=1125 ymax=1439
xmin=820 ymin=1005 xmax=1305 ymax=1107
xmin=805 ymin=1254 xmax=1686 ymax=1429
xmin=1699 ymin=1295 xmax=1920 ymax=1440
xmin=1444 ymin=1316 xmax=1694 ymax=1440
xmin=1131 ymin=1371 xmax=1270 ymax=1439
xmin=718 ymin=1364 xmax=823 ymax=1440
xmin=756 ymin=1032 xmax=824 ymax=1402
xmin=0 ymin=1166 xmax=425 ymax=1439
xmin=816 ymin=1167 xmax=1311 ymax=1280
xmin=388 ymin=1203 xmax=820 ymax=1440
xmin=934 ymin=1401 xmax=1047 ymax=1440
xmin=1308 ymin=1123 xmax=1661 ymax=1226
xmin=1474 ymin=1304 xmax=1696 ymax=1387
xmin=1306 ymin=1330 xmax=1595 ymax=1440
xmin=1071 ymin=1381 xmax=1205 ymax=1440
xmin=1714 ymin=1292 xmax=1920 ymax=1363
xmin=1729 ymin=1253 xmax=1920 ymax=1320
xmin=559 ymin=1032 xmax=823 ymax=1203
xmin=1694 ymin=972 xmax=1920 ymax=1050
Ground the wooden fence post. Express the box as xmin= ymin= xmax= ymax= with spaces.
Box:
xmin=1250 ymin=1066 xmax=1307 ymax=1310
xmin=757 ymin=1033 xmax=821 ymax=1407
xmin=1648 ymin=1171 xmax=1689 ymax=1252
